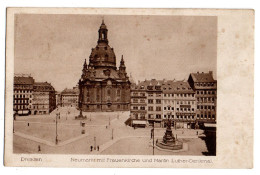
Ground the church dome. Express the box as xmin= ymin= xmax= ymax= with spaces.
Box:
xmin=88 ymin=20 xmax=117 ymax=69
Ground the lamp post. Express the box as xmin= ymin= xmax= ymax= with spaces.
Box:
xmin=55 ymin=113 xmax=59 ymax=145
xmin=112 ymin=128 xmax=114 ymax=140
xmin=109 ymin=116 xmax=110 ymax=126
xmin=13 ymin=112 xmax=17 ymax=133
xmin=94 ymin=136 xmax=96 ymax=150
xmin=152 ymin=121 xmax=155 ymax=155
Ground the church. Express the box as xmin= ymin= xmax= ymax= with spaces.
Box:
xmin=78 ymin=20 xmax=131 ymax=112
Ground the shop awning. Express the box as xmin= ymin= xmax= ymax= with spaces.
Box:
xmin=132 ymin=120 xmax=147 ymax=125
xmin=204 ymin=123 xmax=216 ymax=127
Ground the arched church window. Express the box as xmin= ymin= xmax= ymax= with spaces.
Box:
xmin=105 ymin=54 xmax=108 ymax=61
xmin=117 ymin=89 xmax=120 ymax=96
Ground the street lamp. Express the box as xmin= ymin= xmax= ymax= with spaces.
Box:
xmin=152 ymin=121 xmax=155 ymax=155
xmin=112 ymin=128 xmax=114 ymax=140
xmin=13 ymin=112 xmax=17 ymax=133
xmin=94 ymin=136 xmax=96 ymax=150
xmin=55 ymin=113 xmax=59 ymax=145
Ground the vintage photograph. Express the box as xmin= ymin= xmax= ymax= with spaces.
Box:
xmin=12 ymin=14 xmax=217 ymax=156
xmin=4 ymin=8 xmax=254 ymax=168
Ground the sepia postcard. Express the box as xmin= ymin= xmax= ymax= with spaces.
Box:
xmin=4 ymin=8 xmax=254 ymax=168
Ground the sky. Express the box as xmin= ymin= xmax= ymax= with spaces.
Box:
xmin=14 ymin=14 xmax=217 ymax=91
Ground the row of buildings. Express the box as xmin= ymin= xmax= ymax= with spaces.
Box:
xmin=130 ymin=71 xmax=217 ymax=129
xmin=13 ymin=74 xmax=56 ymax=115
xmin=13 ymin=74 xmax=80 ymax=116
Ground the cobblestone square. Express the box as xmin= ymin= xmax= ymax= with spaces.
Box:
xmin=13 ymin=107 xmax=212 ymax=156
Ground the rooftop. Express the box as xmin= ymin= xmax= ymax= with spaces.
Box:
xmin=14 ymin=76 xmax=35 ymax=85
xmin=190 ymin=71 xmax=216 ymax=83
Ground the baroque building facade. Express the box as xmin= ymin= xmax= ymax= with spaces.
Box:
xmin=130 ymin=72 xmax=216 ymax=129
xmin=78 ymin=21 xmax=131 ymax=112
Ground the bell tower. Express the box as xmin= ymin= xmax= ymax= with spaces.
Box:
xmin=98 ymin=19 xmax=108 ymax=44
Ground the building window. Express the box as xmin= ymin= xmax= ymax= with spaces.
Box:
xmin=164 ymin=107 xmax=166 ymax=110
xmin=156 ymin=99 xmax=161 ymax=104
xmin=140 ymin=106 xmax=145 ymax=110
xmin=117 ymin=89 xmax=120 ymax=96
xmin=117 ymin=105 xmax=120 ymax=109
xmin=148 ymin=99 xmax=153 ymax=104
xmin=140 ymin=93 xmax=145 ymax=97
xmin=133 ymin=106 xmax=138 ymax=110
xmin=156 ymin=114 xmax=161 ymax=119
xmin=140 ymin=114 xmax=145 ymax=119
xmin=148 ymin=92 xmax=153 ymax=97
xmin=148 ymin=106 xmax=153 ymax=111
xmin=156 ymin=106 xmax=161 ymax=111
xmin=133 ymin=99 xmax=138 ymax=103
xmin=155 ymin=86 xmax=161 ymax=90
xmin=156 ymin=93 xmax=161 ymax=97
xmin=148 ymin=114 xmax=152 ymax=119
xmin=171 ymin=107 xmax=174 ymax=110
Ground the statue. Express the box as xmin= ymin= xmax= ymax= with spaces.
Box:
xmin=163 ymin=119 xmax=175 ymax=144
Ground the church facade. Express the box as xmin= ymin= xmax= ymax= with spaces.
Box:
xmin=78 ymin=21 xmax=131 ymax=112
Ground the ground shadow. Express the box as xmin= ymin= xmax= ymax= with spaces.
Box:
xmin=200 ymin=128 xmax=216 ymax=156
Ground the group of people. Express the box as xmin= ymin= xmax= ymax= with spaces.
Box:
xmin=90 ymin=145 xmax=99 ymax=152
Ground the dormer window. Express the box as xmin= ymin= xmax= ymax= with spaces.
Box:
xmin=147 ymin=86 xmax=153 ymax=90
xmin=155 ymin=86 xmax=161 ymax=90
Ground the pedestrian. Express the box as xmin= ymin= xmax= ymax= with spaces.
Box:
xmin=106 ymin=126 xmax=108 ymax=129
xmin=38 ymin=145 xmax=41 ymax=152
xmin=97 ymin=146 xmax=99 ymax=151
xmin=90 ymin=146 xmax=93 ymax=152
xmin=197 ymin=131 xmax=199 ymax=135
xmin=27 ymin=123 xmax=29 ymax=127
xmin=156 ymin=139 xmax=158 ymax=144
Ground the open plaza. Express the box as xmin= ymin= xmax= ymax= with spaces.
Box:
xmin=13 ymin=107 xmax=215 ymax=155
